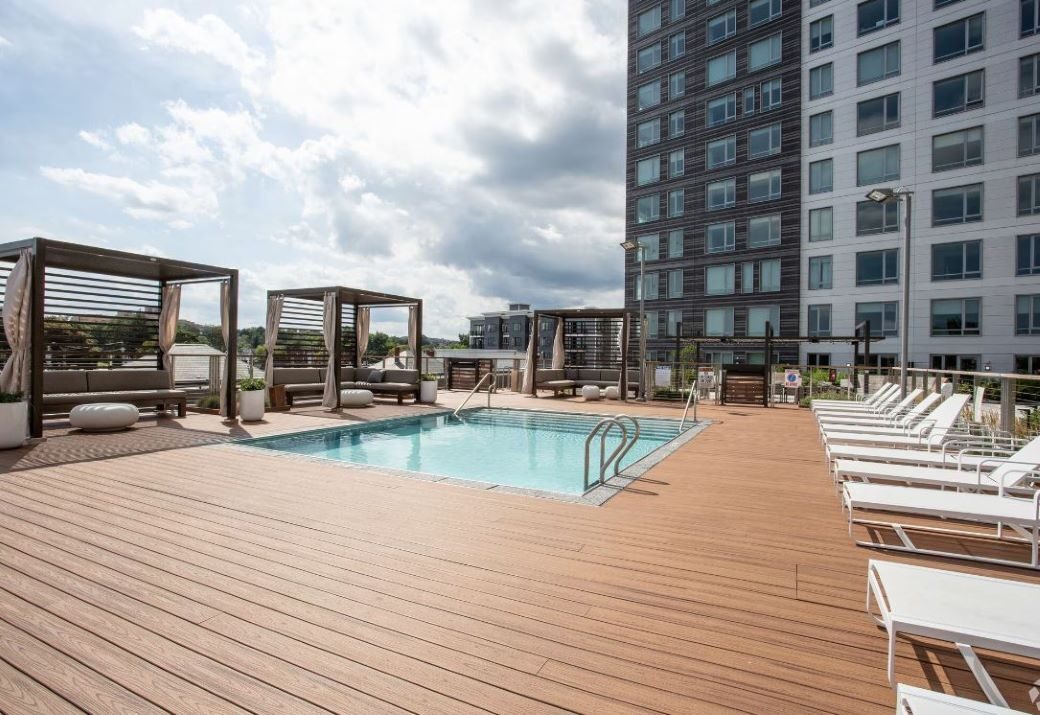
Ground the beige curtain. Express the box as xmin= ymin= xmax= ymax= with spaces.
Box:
xmin=264 ymin=295 xmax=283 ymax=387
xmin=521 ymin=333 xmax=537 ymax=394
xmin=0 ymin=249 xmax=33 ymax=396
xmin=551 ymin=318 xmax=564 ymax=370
xmin=616 ymin=319 xmax=625 ymax=388
xmin=322 ymin=292 xmax=338 ymax=408
xmin=356 ymin=306 xmax=370 ymax=365
xmin=407 ymin=305 xmax=418 ymax=368
xmin=218 ymin=281 xmax=231 ymax=417
xmin=159 ymin=283 xmax=181 ymax=388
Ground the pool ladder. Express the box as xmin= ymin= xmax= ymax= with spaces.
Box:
xmin=452 ymin=372 xmax=495 ymax=419
xmin=583 ymin=414 xmax=640 ymax=492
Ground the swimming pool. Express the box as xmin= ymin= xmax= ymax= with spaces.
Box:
xmin=244 ymin=408 xmax=696 ymax=497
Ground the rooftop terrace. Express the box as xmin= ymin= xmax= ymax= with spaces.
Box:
xmin=0 ymin=393 xmax=1036 ymax=713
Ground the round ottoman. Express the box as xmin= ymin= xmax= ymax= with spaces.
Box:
xmin=604 ymin=386 xmax=620 ymax=400
xmin=581 ymin=384 xmax=601 ymax=401
xmin=340 ymin=389 xmax=374 ymax=407
xmin=70 ymin=403 xmax=139 ymax=432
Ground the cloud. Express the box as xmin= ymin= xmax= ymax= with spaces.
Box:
xmin=78 ymin=130 xmax=111 ymax=151
xmin=40 ymin=167 xmax=218 ymax=220
xmin=0 ymin=35 xmax=11 ymax=50
xmin=115 ymin=122 xmax=151 ymax=146
xmin=132 ymin=9 xmax=266 ymax=81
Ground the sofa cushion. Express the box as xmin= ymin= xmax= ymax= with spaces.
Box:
xmin=540 ymin=379 xmax=575 ymax=389
xmin=600 ymin=369 xmax=620 ymax=382
xmin=565 ymin=368 xmax=579 ymax=380
xmin=272 ymin=367 xmax=322 ymax=386
xmin=382 ymin=369 xmax=418 ymax=385
xmin=319 ymin=367 xmax=327 ymax=381
xmin=373 ymin=382 xmax=416 ymax=393
xmin=44 ymin=370 xmax=89 ymax=394
xmin=43 ymin=389 xmax=186 ymax=406
xmin=578 ymin=369 xmax=601 ymax=382
xmin=355 ymin=368 xmax=383 ymax=383
xmin=536 ymin=369 xmax=564 ymax=382
xmin=86 ymin=370 xmax=171 ymax=392
xmin=340 ymin=366 xmax=355 ymax=382
xmin=284 ymin=382 xmax=324 ymax=394
xmin=583 ymin=380 xmax=615 ymax=388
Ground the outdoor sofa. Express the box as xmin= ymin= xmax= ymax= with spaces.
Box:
xmin=272 ymin=367 xmax=419 ymax=405
xmin=42 ymin=369 xmax=187 ymax=416
xmin=535 ymin=368 xmax=640 ymax=396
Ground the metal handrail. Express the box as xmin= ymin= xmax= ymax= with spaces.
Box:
xmin=679 ymin=387 xmax=697 ymax=431
xmin=611 ymin=414 xmax=641 ymax=478
xmin=452 ymin=372 xmax=495 ymax=418
xmin=583 ymin=417 xmax=629 ymax=491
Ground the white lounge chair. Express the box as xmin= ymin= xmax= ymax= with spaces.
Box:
xmin=823 ymin=395 xmax=970 ymax=454
xmin=812 ymin=382 xmax=896 ymax=408
xmin=817 ymin=391 xmax=933 ymax=428
xmin=814 ymin=384 xmax=900 ymax=414
xmin=897 ymin=685 xmax=1026 ymax=714
xmin=844 ymin=483 xmax=1040 ymax=569
xmin=825 ymin=435 xmax=1023 ymax=473
xmin=868 ymin=560 xmax=1040 ymax=707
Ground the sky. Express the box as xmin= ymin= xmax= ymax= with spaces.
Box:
xmin=0 ymin=0 xmax=628 ymax=338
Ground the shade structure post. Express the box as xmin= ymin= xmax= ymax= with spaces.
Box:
xmin=223 ymin=272 xmax=239 ymax=420
xmin=321 ymin=291 xmax=338 ymax=409
xmin=414 ymin=300 xmax=423 ymax=372
xmin=333 ymin=291 xmax=342 ymax=408
xmin=29 ymin=240 xmax=45 ymax=438
xmin=619 ymin=313 xmax=630 ymax=402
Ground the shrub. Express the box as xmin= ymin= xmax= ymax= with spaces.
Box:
xmin=0 ymin=391 xmax=24 ymax=403
xmin=196 ymin=393 xmax=221 ymax=410
xmin=420 ymin=373 xmax=439 ymax=382
xmin=237 ymin=377 xmax=266 ymax=392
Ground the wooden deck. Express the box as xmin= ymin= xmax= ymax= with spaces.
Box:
xmin=0 ymin=393 xmax=1037 ymax=713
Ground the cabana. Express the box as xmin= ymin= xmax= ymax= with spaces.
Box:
xmin=523 ymin=307 xmax=633 ymax=399
xmin=264 ymin=286 xmax=422 ymax=409
xmin=0 ymin=237 xmax=238 ymax=437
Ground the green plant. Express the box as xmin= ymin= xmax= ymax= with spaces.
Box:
xmin=196 ymin=393 xmax=221 ymax=409
xmin=420 ymin=373 xmax=439 ymax=382
xmin=798 ymin=396 xmax=811 ymax=408
xmin=237 ymin=377 xmax=266 ymax=392
xmin=0 ymin=391 xmax=24 ymax=403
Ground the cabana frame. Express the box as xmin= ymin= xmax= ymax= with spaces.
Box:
xmin=529 ymin=307 xmax=633 ymax=399
xmin=0 ymin=237 xmax=239 ymax=437
xmin=266 ymin=286 xmax=422 ymax=409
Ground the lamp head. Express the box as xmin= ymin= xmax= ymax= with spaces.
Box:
xmin=865 ymin=188 xmax=895 ymax=203
xmin=620 ymin=240 xmax=639 ymax=251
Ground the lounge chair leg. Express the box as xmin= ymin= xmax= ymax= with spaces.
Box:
xmin=887 ymin=631 xmax=896 ymax=686
xmin=397 ymin=394 xmax=403 ymax=405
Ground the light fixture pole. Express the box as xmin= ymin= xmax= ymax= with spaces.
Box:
xmin=866 ymin=186 xmax=914 ymax=398
xmin=620 ymin=240 xmax=647 ymax=401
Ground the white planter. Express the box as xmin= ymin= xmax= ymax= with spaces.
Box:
xmin=419 ymin=381 xmax=438 ymax=403
xmin=239 ymin=390 xmax=266 ymax=422
xmin=0 ymin=401 xmax=27 ymax=449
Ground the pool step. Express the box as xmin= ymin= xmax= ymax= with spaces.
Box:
xmin=456 ymin=409 xmax=683 ymax=440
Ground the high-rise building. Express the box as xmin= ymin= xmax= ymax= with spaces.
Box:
xmin=625 ymin=0 xmax=1040 ymax=372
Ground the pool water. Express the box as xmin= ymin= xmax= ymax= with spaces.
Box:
xmin=245 ymin=408 xmax=686 ymax=495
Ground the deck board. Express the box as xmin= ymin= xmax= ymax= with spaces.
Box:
xmin=0 ymin=395 xmax=1037 ymax=713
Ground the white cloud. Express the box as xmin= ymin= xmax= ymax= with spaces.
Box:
xmin=78 ymin=130 xmax=111 ymax=151
xmin=132 ymin=9 xmax=266 ymax=83
xmin=115 ymin=122 xmax=151 ymax=146
xmin=40 ymin=166 xmax=218 ymax=220
xmin=0 ymin=35 xmax=11 ymax=50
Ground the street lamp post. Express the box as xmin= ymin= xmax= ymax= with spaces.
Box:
xmin=620 ymin=239 xmax=647 ymax=401
xmin=866 ymin=186 xmax=914 ymax=398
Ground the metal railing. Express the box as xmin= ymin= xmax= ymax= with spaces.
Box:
xmin=583 ymin=417 xmax=630 ymax=492
xmin=452 ymin=372 xmax=495 ymax=418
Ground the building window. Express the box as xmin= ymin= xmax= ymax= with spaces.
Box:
xmin=858 ymin=0 xmax=899 ymax=36
xmin=639 ymin=272 xmax=660 ymax=300
xmin=748 ymin=168 xmax=781 ymax=203
xmin=933 ymin=69 xmax=984 ymax=117
xmin=669 ymin=149 xmax=685 ymax=178
xmin=637 ymin=156 xmax=660 ymax=186
xmin=667 ymin=269 xmax=683 ymax=298
xmin=706 ymin=135 xmax=737 ymax=169
xmin=931 ymin=354 xmax=979 ymax=371
xmin=669 ymin=110 xmax=685 ymax=137
xmin=809 ymin=63 xmax=833 ymax=99
xmin=808 ymin=304 xmax=832 ymax=337
xmin=809 ymin=207 xmax=833 ymax=242
xmin=748 ymin=214 xmax=781 ymax=248
xmin=748 ymin=122 xmax=782 ymax=159
xmin=705 ymin=307 xmax=734 ymax=336
xmin=668 ymin=230 xmax=683 ymax=258
xmin=810 ymin=17 xmax=833 ymax=53
xmin=933 ymin=127 xmax=983 ymax=171
xmin=809 ymin=111 xmax=833 ymax=147
xmin=748 ymin=0 xmax=781 ymax=28
xmin=857 ymin=93 xmax=900 ymax=135
xmin=1015 ymin=355 xmax=1040 ymax=375
xmin=856 ymin=301 xmax=898 ymax=336
xmin=934 ymin=13 xmax=984 ymax=63
xmin=706 ymin=222 xmax=735 ymax=253
xmin=747 ymin=306 xmax=780 ymax=336
xmin=931 ymin=240 xmax=981 ymax=281
xmin=707 ymin=51 xmax=737 ymax=86
xmin=1018 ymin=234 xmax=1040 ymax=276
xmin=810 ymin=0 xmax=830 ymax=5
xmin=668 ymin=188 xmax=685 ymax=217
xmin=857 ymin=144 xmax=900 ymax=186
xmin=809 ymin=159 xmax=833 ymax=194
xmin=638 ymin=44 xmax=662 ymax=73
xmin=636 ymin=194 xmax=660 ymax=223
xmin=670 ymin=31 xmax=686 ymax=59
xmin=1020 ymin=114 xmax=1040 ymax=157
xmin=809 ymin=255 xmax=833 ymax=290
xmin=759 ymin=258 xmax=780 ymax=292
xmin=933 ymin=183 xmax=982 ymax=225
xmin=761 ymin=78 xmax=782 ymax=110
xmin=638 ymin=234 xmax=661 ymax=261
xmin=858 ymin=41 xmax=900 ymax=86
xmin=748 ymin=34 xmax=782 ymax=72
xmin=666 ymin=309 xmax=683 ymax=337
xmin=646 ymin=312 xmax=659 ymax=338
xmin=857 ymin=200 xmax=899 ymax=235
xmin=638 ymin=81 xmax=661 ymax=110
xmin=669 ymin=71 xmax=686 ymax=99
xmin=637 ymin=119 xmax=661 ymax=147
xmin=743 ymin=86 xmax=756 ymax=115
xmin=706 ymin=178 xmax=736 ymax=210
xmin=934 ymin=0 xmax=964 ymax=7
xmin=1017 ymin=295 xmax=1040 ymax=335
xmin=707 ymin=9 xmax=737 ymax=45
xmin=1022 ymin=54 xmax=1040 ymax=98
xmin=672 ymin=0 xmax=686 ymax=20
xmin=707 ymin=93 xmax=737 ymax=126
xmin=1025 ymin=0 xmax=1040 ymax=36
xmin=856 ymin=249 xmax=898 ymax=286
xmin=1020 ymin=174 xmax=1040 ymax=216
xmin=931 ymin=298 xmax=980 ymax=336
xmin=638 ymin=6 xmax=662 ymax=36
xmin=706 ymin=264 xmax=736 ymax=295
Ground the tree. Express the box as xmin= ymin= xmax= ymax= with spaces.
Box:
xmin=367 ymin=331 xmax=396 ymax=358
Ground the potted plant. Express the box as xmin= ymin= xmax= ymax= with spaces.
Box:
xmin=419 ymin=373 xmax=439 ymax=403
xmin=0 ymin=391 xmax=27 ymax=449
xmin=237 ymin=377 xmax=266 ymax=422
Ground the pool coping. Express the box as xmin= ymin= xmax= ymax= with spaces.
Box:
xmin=225 ymin=406 xmax=712 ymax=507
